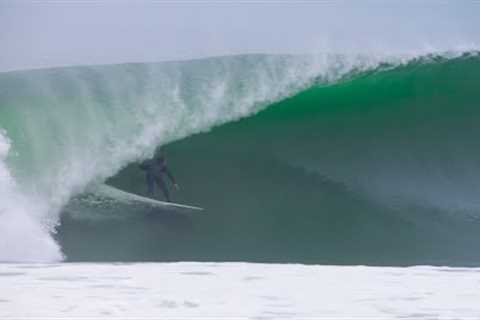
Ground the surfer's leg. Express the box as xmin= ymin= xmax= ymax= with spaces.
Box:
xmin=146 ymin=173 xmax=155 ymax=197
xmin=155 ymin=175 xmax=171 ymax=202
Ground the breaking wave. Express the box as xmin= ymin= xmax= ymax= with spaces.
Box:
xmin=2 ymin=52 xmax=480 ymax=265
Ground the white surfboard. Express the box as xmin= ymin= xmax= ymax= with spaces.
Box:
xmin=67 ymin=184 xmax=203 ymax=218
xmin=98 ymin=184 xmax=203 ymax=212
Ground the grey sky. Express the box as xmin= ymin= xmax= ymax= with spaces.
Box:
xmin=1 ymin=1 xmax=479 ymax=71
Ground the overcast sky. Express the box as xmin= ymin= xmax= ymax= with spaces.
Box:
xmin=1 ymin=1 xmax=479 ymax=71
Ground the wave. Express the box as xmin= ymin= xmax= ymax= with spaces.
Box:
xmin=1 ymin=52 xmax=480 ymax=264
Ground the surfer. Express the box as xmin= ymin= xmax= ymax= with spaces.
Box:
xmin=139 ymin=152 xmax=179 ymax=202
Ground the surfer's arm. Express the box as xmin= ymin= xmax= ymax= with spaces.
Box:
xmin=164 ymin=168 xmax=176 ymax=184
xmin=164 ymin=168 xmax=180 ymax=190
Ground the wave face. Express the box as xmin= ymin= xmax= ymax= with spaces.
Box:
xmin=2 ymin=53 xmax=480 ymax=265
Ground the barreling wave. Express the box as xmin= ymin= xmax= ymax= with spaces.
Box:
xmin=1 ymin=52 xmax=480 ymax=265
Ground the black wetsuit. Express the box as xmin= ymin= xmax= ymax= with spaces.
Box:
xmin=139 ymin=155 xmax=176 ymax=202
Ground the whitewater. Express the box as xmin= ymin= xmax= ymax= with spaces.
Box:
xmin=2 ymin=263 xmax=480 ymax=319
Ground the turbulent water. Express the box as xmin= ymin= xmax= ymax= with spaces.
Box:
xmin=3 ymin=262 xmax=480 ymax=319
xmin=1 ymin=52 xmax=480 ymax=265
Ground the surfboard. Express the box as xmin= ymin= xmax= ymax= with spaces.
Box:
xmin=68 ymin=184 xmax=204 ymax=217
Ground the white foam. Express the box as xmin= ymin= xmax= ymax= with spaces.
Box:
xmin=1 ymin=262 xmax=479 ymax=318
xmin=0 ymin=131 xmax=62 ymax=262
